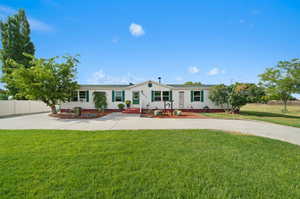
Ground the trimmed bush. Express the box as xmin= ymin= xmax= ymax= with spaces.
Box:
xmin=173 ymin=110 xmax=182 ymax=116
xmin=118 ymin=103 xmax=125 ymax=110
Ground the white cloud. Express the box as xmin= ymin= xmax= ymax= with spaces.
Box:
xmin=0 ymin=4 xmax=53 ymax=32
xmin=129 ymin=23 xmax=145 ymax=37
xmin=0 ymin=5 xmax=15 ymax=14
xmin=208 ymin=67 xmax=225 ymax=76
xmin=188 ymin=66 xmax=200 ymax=74
xmin=88 ymin=70 xmax=144 ymax=84
xmin=28 ymin=18 xmax=53 ymax=32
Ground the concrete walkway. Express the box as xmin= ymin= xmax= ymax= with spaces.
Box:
xmin=1 ymin=112 xmax=300 ymax=146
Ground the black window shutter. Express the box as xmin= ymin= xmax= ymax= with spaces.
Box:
xmin=112 ymin=90 xmax=115 ymax=102
xmin=122 ymin=90 xmax=125 ymax=102
xmin=86 ymin=90 xmax=89 ymax=102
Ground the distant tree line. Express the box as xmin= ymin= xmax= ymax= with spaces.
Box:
xmin=184 ymin=81 xmax=202 ymax=86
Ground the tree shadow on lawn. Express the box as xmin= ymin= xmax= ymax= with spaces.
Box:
xmin=240 ymin=111 xmax=300 ymax=119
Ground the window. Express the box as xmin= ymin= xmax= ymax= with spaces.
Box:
xmin=112 ymin=90 xmax=125 ymax=102
xmin=79 ymin=91 xmax=86 ymax=102
xmin=154 ymin=91 xmax=161 ymax=101
xmin=193 ymin=91 xmax=201 ymax=101
xmin=152 ymin=91 xmax=172 ymax=101
xmin=115 ymin=91 xmax=123 ymax=102
xmin=191 ymin=90 xmax=204 ymax=102
xmin=71 ymin=91 xmax=78 ymax=102
xmin=70 ymin=90 xmax=89 ymax=102
xmin=162 ymin=91 xmax=171 ymax=101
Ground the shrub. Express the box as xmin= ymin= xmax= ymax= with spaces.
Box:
xmin=118 ymin=103 xmax=125 ymax=110
xmin=0 ymin=92 xmax=9 ymax=100
xmin=173 ymin=110 xmax=182 ymax=116
xmin=93 ymin=92 xmax=107 ymax=111
xmin=154 ymin=110 xmax=163 ymax=116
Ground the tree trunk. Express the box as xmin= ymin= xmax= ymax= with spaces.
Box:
xmin=50 ymin=105 xmax=57 ymax=114
xmin=283 ymin=100 xmax=288 ymax=112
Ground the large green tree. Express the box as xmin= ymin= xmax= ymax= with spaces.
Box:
xmin=5 ymin=54 xmax=79 ymax=114
xmin=0 ymin=88 xmax=8 ymax=100
xmin=259 ymin=59 xmax=300 ymax=112
xmin=208 ymin=84 xmax=230 ymax=111
xmin=240 ymin=83 xmax=266 ymax=103
xmin=209 ymin=83 xmax=266 ymax=113
xmin=0 ymin=9 xmax=35 ymax=98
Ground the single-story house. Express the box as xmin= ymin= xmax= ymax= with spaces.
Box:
xmin=61 ymin=80 xmax=223 ymax=112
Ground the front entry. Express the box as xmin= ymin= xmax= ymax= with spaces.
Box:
xmin=179 ymin=91 xmax=184 ymax=109
xmin=132 ymin=91 xmax=140 ymax=105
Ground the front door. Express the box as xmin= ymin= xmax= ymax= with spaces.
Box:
xmin=132 ymin=91 xmax=140 ymax=105
xmin=179 ymin=91 xmax=184 ymax=109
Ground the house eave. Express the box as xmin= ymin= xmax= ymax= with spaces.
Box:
xmin=78 ymin=81 xmax=216 ymax=90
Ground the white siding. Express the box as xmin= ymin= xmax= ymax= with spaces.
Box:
xmin=61 ymin=82 xmax=222 ymax=110
xmin=172 ymin=90 xmax=221 ymax=109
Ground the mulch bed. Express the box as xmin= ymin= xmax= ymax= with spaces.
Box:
xmin=50 ymin=110 xmax=113 ymax=119
xmin=141 ymin=112 xmax=208 ymax=119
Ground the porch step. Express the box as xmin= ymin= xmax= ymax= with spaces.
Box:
xmin=122 ymin=108 xmax=141 ymax=114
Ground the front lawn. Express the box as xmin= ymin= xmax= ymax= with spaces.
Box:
xmin=203 ymin=103 xmax=300 ymax=128
xmin=1 ymin=129 xmax=300 ymax=198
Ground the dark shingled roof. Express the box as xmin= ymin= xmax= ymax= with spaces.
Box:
xmin=79 ymin=84 xmax=132 ymax=88
xmin=166 ymin=84 xmax=216 ymax=88
xmin=79 ymin=83 xmax=215 ymax=89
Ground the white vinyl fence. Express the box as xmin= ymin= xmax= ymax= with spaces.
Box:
xmin=0 ymin=100 xmax=50 ymax=117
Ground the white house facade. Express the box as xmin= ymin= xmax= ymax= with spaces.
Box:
xmin=61 ymin=80 xmax=223 ymax=112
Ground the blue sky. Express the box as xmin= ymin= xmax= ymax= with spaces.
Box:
xmin=1 ymin=0 xmax=300 ymax=87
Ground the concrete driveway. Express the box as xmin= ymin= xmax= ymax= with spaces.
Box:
xmin=1 ymin=112 xmax=300 ymax=146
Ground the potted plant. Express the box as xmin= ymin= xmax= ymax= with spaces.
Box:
xmin=203 ymin=105 xmax=210 ymax=113
xmin=125 ymin=100 xmax=131 ymax=108
xmin=118 ymin=103 xmax=125 ymax=110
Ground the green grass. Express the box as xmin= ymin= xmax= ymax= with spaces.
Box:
xmin=1 ymin=129 xmax=300 ymax=198
xmin=202 ymin=104 xmax=300 ymax=128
